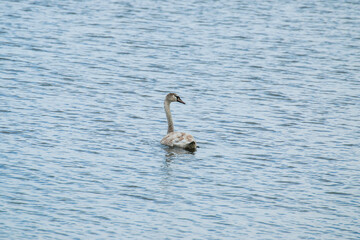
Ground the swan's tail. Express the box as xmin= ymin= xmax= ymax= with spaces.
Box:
xmin=185 ymin=141 xmax=197 ymax=151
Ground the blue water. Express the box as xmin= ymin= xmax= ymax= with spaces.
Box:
xmin=1 ymin=0 xmax=359 ymax=239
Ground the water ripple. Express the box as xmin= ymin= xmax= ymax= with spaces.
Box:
xmin=1 ymin=0 xmax=360 ymax=239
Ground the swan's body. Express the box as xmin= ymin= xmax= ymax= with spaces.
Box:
xmin=160 ymin=93 xmax=197 ymax=151
xmin=161 ymin=132 xmax=196 ymax=149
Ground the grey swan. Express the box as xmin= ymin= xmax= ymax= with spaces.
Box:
xmin=160 ymin=93 xmax=197 ymax=151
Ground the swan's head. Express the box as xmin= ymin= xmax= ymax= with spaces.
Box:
xmin=166 ymin=93 xmax=185 ymax=104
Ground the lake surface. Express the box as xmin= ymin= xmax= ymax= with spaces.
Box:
xmin=1 ymin=0 xmax=359 ymax=239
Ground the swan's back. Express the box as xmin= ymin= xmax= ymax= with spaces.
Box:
xmin=161 ymin=132 xmax=196 ymax=151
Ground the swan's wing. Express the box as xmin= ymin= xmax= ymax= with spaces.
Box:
xmin=172 ymin=132 xmax=195 ymax=148
xmin=161 ymin=132 xmax=182 ymax=147
xmin=161 ymin=132 xmax=195 ymax=148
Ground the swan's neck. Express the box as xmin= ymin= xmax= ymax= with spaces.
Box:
xmin=164 ymin=100 xmax=174 ymax=134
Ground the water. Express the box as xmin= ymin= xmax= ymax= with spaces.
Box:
xmin=1 ymin=0 xmax=359 ymax=239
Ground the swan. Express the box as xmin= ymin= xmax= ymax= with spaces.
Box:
xmin=160 ymin=93 xmax=197 ymax=151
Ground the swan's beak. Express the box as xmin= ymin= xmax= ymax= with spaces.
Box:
xmin=177 ymin=98 xmax=186 ymax=104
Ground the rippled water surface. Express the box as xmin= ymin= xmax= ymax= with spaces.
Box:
xmin=1 ymin=0 xmax=360 ymax=239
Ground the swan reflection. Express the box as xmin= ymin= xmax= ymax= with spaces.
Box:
xmin=163 ymin=146 xmax=195 ymax=163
